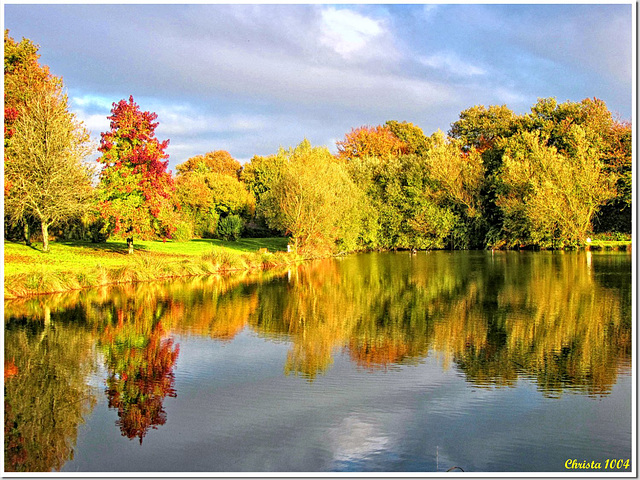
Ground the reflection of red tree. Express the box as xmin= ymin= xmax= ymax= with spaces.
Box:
xmin=348 ymin=338 xmax=410 ymax=370
xmin=105 ymin=323 xmax=179 ymax=444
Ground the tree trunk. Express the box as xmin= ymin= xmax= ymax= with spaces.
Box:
xmin=127 ymin=236 xmax=134 ymax=254
xmin=23 ymin=220 xmax=31 ymax=246
xmin=41 ymin=222 xmax=49 ymax=253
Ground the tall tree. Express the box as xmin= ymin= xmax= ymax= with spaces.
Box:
xmin=5 ymin=80 xmax=94 ymax=253
xmin=261 ymin=140 xmax=365 ymax=255
xmin=449 ymin=104 xmax=517 ymax=153
xmin=4 ymin=30 xmax=64 ymax=243
xmin=496 ymin=129 xmax=615 ymax=247
xmin=97 ymin=96 xmax=175 ymax=254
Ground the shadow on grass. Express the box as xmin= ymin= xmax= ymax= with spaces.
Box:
xmin=58 ymin=241 xmax=150 ymax=255
xmin=189 ymin=238 xmax=289 ymax=252
xmin=6 ymin=241 xmax=53 ymax=254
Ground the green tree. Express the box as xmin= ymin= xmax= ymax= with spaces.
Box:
xmin=240 ymin=154 xmax=285 ymax=204
xmin=524 ymin=97 xmax=632 ymax=234
xmin=423 ymin=131 xmax=485 ymax=248
xmin=496 ymin=129 xmax=615 ymax=247
xmin=96 ymin=96 xmax=175 ymax=254
xmin=261 ymin=140 xmax=365 ymax=255
xmin=449 ymin=104 xmax=517 ymax=153
xmin=5 ymin=85 xmax=94 ymax=253
xmin=385 ymin=120 xmax=431 ymax=156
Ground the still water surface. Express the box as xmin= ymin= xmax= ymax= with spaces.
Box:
xmin=4 ymin=251 xmax=632 ymax=473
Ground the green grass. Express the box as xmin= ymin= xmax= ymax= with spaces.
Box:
xmin=586 ymin=240 xmax=632 ymax=251
xmin=4 ymin=237 xmax=292 ymax=297
xmin=585 ymin=232 xmax=632 ymax=250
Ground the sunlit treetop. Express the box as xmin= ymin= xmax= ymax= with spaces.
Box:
xmin=176 ymin=150 xmax=242 ymax=178
xmin=336 ymin=125 xmax=407 ymax=160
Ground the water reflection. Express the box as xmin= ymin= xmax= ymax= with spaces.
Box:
xmin=4 ymin=316 xmax=96 ymax=472
xmin=4 ymin=251 xmax=631 ymax=470
xmin=102 ymin=318 xmax=179 ymax=444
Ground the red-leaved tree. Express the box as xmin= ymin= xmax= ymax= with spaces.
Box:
xmin=97 ymin=96 xmax=175 ymax=253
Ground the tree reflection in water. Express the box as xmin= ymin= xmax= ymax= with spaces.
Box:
xmin=4 ymin=315 xmax=95 ymax=472
xmin=95 ymin=288 xmax=181 ymax=444
xmin=102 ymin=319 xmax=179 ymax=443
xmin=4 ymin=251 xmax=632 ymax=470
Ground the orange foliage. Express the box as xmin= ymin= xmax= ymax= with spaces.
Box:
xmin=176 ymin=150 xmax=242 ymax=178
xmin=348 ymin=338 xmax=410 ymax=370
xmin=4 ymin=359 xmax=19 ymax=379
xmin=336 ymin=125 xmax=407 ymax=160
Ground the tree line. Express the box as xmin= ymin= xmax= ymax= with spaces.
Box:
xmin=4 ymin=31 xmax=632 ymax=254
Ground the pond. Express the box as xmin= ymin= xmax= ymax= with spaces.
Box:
xmin=4 ymin=250 xmax=632 ymax=473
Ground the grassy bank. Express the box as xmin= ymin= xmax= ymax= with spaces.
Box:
xmin=4 ymin=237 xmax=294 ymax=298
xmin=585 ymin=240 xmax=632 ymax=251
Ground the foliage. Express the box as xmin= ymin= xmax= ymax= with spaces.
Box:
xmin=385 ymin=120 xmax=431 ymax=156
xmin=96 ymin=96 xmax=175 ymax=253
xmin=175 ymin=150 xmax=242 ymax=178
xmin=175 ymin=167 xmax=255 ymax=239
xmin=261 ymin=140 xmax=365 ymax=255
xmin=449 ymin=104 xmax=517 ymax=152
xmin=4 ymin=30 xmax=73 ymax=247
xmin=496 ymin=129 xmax=615 ymax=248
xmin=217 ymin=214 xmax=243 ymax=241
xmin=4 ymin=30 xmax=62 ymax=161
xmin=5 ymin=83 xmax=94 ymax=253
xmin=380 ymin=155 xmax=457 ymax=249
xmin=336 ymin=125 xmax=407 ymax=160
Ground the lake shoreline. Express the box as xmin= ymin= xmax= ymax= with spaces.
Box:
xmin=3 ymin=238 xmax=631 ymax=299
xmin=4 ymin=238 xmax=303 ymax=299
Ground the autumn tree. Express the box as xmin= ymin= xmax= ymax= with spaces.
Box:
xmin=336 ymin=125 xmax=407 ymax=160
xmin=4 ymin=30 xmax=64 ymax=243
xmin=5 ymin=80 xmax=94 ymax=253
xmin=96 ymin=96 xmax=175 ymax=254
xmin=175 ymin=151 xmax=255 ymax=239
xmin=449 ymin=104 xmax=517 ymax=153
xmin=422 ymin=131 xmax=486 ymax=248
xmin=523 ymin=97 xmax=632 ymax=234
xmin=261 ymin=140 xmax=365 ymax=255
xmin=593 ymin=120 xmax=632 ymax=233
xmin=175 ymin=150 xmax=242 ymax=178
xmin=496 ymin=129 xmax=615 ymax=247
xmin=385 ymin=120 xmax=431 ymax=156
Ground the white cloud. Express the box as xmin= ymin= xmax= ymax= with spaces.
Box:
xmin=70 ymin=93 xmax=114 ymax=110
xmin=320 ymin=7 xmax=384 ymax=58
xmin=420 ymin=53 xmax=486 ymax=77
xmin=75 ymin=112 xmax=109 ymax=137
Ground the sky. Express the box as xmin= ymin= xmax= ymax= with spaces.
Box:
xmin=4 ymin=3 xmax=635 ymax=170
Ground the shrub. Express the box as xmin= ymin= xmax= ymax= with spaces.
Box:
xmin=217 ymin=215 xmax=243 ymax=241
